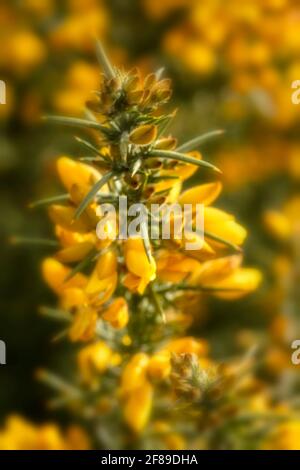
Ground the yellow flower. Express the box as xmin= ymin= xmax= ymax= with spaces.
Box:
xmin=123 ymin=237 xmax=156 ymax=294
xmin=143 ymin=0 xmax=192 ymax=20
xmin=177 ymin=231 xmax=216 ymax=260
xmin=123 ymin=382 xmax=153 ymax=433
xmin=262 ymin=421 xmax=300 ymax=450
xmin=189 ymin=255 xmax=242 ymax=285
xmin=204 ymin=207 xmax=247 ymax=247
xmin=61 ymin=287 xmax=87 ymax=311
xmin=0 ymin=416 xmax=89 ymax=450
xmin=78 ymin=341 xmax=120 ymax=384
xmin=164 ymin=336 xmax=209 ymax=356
xmin=23 ymin=0 xmax=54 ymax=17
xmin=121 ymin=353 xmax=150 ymax=394
xmin=120 ymin=353 xmax=154 ymax=432
xmin=48 ymin=204 xmax=94 ymax=233
xmin=42 ymin=259 xmax=97 ymax=340
xmin=147 ymin=352 xmax=171 ymax=380
xmin=164 ymin=433 xmax=186 ymax=450
xmin=69 ymin=307 xmax=98 ymax=342
xmin=178 ymin=181 xmax=222 ymax=207
xmin=85 ymin=249 xmax=118 ymax=305
xmin=67 ymin=61 xmax=100 ymax=90
xmin=49 ymin=8 xmax=108 ymax=51
xmin=56 ymin=156 xmax=103 ymax=196
xmin=54 ymin=62 xmax=100 ymax=115
xmin=5 ymin=31 xmax=46 ymax=74
xmin=189 ymin=250 xmax=262 ymax=299
xmin=206 ymin=268 xmax=262 ymax=299
xmin=42 ymin=258 xmax=87 ymax=295
xmin=263 ymin=210 xmax=291 ymax=241
xmin=182 ymin=42 xmax=216 ymax=75
xmin=102 ymin=298 xmax=129 ymax=329
xmin=283 ymin=197 xmax=300 ymax=233
xmin=129 ymin=124 xmax=158 ymax=146
xmin=55 ymin=225 xmax=95 ymax=248
xmin=157 ymin=251 xmax=201 ymax=283
xmin=148 ymin=336 xmax=209 ymax=381
xmin=155 ymin=151 xmax=203 ymax=194
xmin=55 ymin=241 xmax=95 ymax=263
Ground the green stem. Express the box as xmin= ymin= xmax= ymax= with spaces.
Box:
xmin=149 ymin=283 xmax=166 ymax=323
xmin=10 ymin=236 xmax=59 ymax=247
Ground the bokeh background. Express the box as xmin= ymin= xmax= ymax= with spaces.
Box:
xmin=1 ymin=0 xmax=300 ymax=441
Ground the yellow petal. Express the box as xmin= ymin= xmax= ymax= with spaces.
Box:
xmin=164 ymin=337 xmax=209 ymax=356
xmin=189 ymin=255 xmax=242 ymax=285
xmin=48 ymin=205 xmax=92 ymax=233
xmin=123 ymin=382 xmax=153 ymax=433
xmin=56 ymin=156 xmax=101 ymax=193
xmin=129 ymin=124 xmax=157 ymax=146
xmin=61 ymin=287 xmax=86 ymax=310
xmin=78 ymin=341 xmax=113 ymax=383
xmin=41 ymin=258 xmax=87 ymax=295
xmin=147 ymin=352 xmax=171 ymax=380
xmin=175 ymin=151 xmax=203 ymax=181
xmin=207 ymin=268 xmax=262 ymax=299
xmin=55 ymin=241 xmax=94 ymax=263
xmin=179 ymin=231 xmax=216 ymax=259
xmin=85 ymin=270 xmax=117 ymax=305
xmin=69 ymin=307 xmax=97 ymax=342
xmin=96 ymin=249 xmax=117 ymax=279
xmin=55 ymin=225 xmax=95 ymax=247
xmin=84 ymin=250 xmax=118 ymax=304
xmin=179 ymin=182 xmax=222 ymax=206
xmin=204 ymin=207 xmax=247 ymax=246
xmin=121 ymin=353 xmax=149 ymax=394
xmin=157 ymin=251 xmax=200 ymax=283
xmin=262 ymin=421 xmax=300 ymax=450
xmin=153 ymin=137 xmax=177 ymax=150
xmin=102 ymin=298 xmax=129 ymax=329
xmin=124 ymin=237 xmax=156 ymax=293
xmin=263 ymin=210 xmax=291 ymax=240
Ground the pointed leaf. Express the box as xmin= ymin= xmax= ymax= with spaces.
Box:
xmin=64 ymin=249 xmax=98 ymax=282
xmin=204 ymin=230 xmax=243 ymax=253
xmin=45 ymin=115 xmax=108 ymax=133
xmin=96 ymin=40 xmax=116 ymax=80
xmin=75 ymin=136 xmax=100 ymax=155
xmin=29 ymin=194 xmax=69 ymax=209
xmin=74 ymin=171 xmax=114 ymax=219
xmin=39 ymin=306 xmax=72 ymax=323
xmin=177 ymin=130 xmax=224 ymax=153
xmin=10 ymin=236 xmax=59 ymax=247
xmin=148 ymin=149 xmax=221 ymax=173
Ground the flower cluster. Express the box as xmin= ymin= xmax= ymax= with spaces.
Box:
xmin=30 ymin=46 xmax=270 ymax=448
